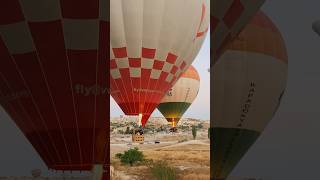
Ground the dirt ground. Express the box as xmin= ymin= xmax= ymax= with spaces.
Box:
xmin=110 ymin=130 xmax=210 ymax=180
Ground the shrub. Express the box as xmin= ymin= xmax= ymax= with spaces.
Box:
xmin=115 ymin=153 xmax=123 ymax=159
xmin=192 ymin=126 xmax=197 ymax=140
xmin=149 ymin=161 xmax=177 ymax=180
xmin=116 ymin=147 xmax=144 ymax=166
xmin=125 ymin=126 xmax=130 ymax=134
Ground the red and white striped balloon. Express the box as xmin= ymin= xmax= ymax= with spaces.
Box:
xmin=110 ymin=0 xmax=209 ymax=127
xmin=0 ymin=0 xmax=108 ymax=171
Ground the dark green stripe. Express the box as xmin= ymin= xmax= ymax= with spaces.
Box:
xmin=157 ymin=102 xmax=191 ymax=120
xmin=210 ymin=127 xmax=260 ymax=179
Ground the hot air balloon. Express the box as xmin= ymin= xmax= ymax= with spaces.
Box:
xmin=211 ymin=11 xmax=288 ymax=179
xmin=110 ymin=0 xmax=209 ymax=127
xmin=157 ymin=65 xmax=200 ymax=129
xmin=211 ymin=0 xmax=265 ymax=62
xmin=0 ymin=0 xmax=109 ymax=178
xmin=312 ymin=20 xmax=320 ymax=36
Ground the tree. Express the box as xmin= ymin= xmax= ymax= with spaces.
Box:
xmin=116 ymin=147 xmax=144 ymax=166
xmin=125 ymin=126 xmax=130 ymax=134
xmin=192 ymin=126 xmax=197 ymax=140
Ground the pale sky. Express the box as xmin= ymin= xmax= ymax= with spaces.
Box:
xmin=110 ymin=34 xmax=211 ymax=120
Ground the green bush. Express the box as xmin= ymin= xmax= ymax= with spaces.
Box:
xmin=116 ymin=147 xmax=144 ymax=166
xmin=149 ymin=161 xmax=177 ymax=180
xmin=125 ymin=126 xmax=130 ymax=134
xmin=192 ymin=126 xmax=197 ymax=140
xmin=115 ymin=153 xmax=123 ymax=159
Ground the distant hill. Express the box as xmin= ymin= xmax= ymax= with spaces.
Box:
xmin=110 ymin=116 xmax=209 ymax=134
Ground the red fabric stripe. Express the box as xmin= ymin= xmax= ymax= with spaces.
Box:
xmin=223 ymin=0 xmax=245 ymax=28
xmin=114 ymin=78 xmax=131 ymax=113
xmin=170 ymin=66 xmax=178 ymax=74
xmin=29 ymin=21 xmax=83 ymax=165
xmin=113 ymin=47 xmax=127 ymax=58
xmin=110 ymin=59 xmax=117 ymax=69
xmin=153 ymin=60 xmax=164 ymax=70
xmin=0 ymin=0 xmax=25 ymax=25
xmin=0 ymin=38 xmax=61 ymax=165
xmin=60 ymin=0 xmax=99 ymax=19
xmin=0 ymin=78 xmax=53 ymax=166
xmin=195 ymin=3 xmax=209 ymax=39
xmin=211 ymin=16 xmax=219 ymax=32
xmin=13 ymin=52 xmax=70 ymax=165
xmin=129 ymin=58 xmax=141 ymax=67
xmin=68 ymin=50 xmax=98 ymax=164
xmin=180 ymin=61 xmax=186 ymax=69
xmin=110 ymin=48 xmax=182 ymax=126
xmin=96 ymin=20 xmax=109 ymax=164
xmin=142 ymin=47 xmax=156 ymax=59
xmin=166 ymin=53 xmax=178 ymax=64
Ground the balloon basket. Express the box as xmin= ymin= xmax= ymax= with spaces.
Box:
xmin=132 ymin=128 xmax=144 ymax=144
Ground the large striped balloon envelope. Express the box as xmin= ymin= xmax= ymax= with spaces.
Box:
xmin=211 ymin=0 xmax=265 ymax=62
xmin=110 ymin=0 xmax=209 ymax=127
xmin=158 ymin=65 xmax=200 ymax=128
xmin=211 ymin=11 xmax=288 ymax=179
xmin=0 ymin=0 xmax=109 ymax=172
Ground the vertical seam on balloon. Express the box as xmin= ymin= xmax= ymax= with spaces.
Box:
xmin=4 ymin=45 xmax=63 ymax=164
xmin=110 ymin=46 xmax=131 ymax=114
xmin=115 ymin=1 xmax=134 ymax=114
xmin=112 ymin=51 xmax=133 ymax=114
xmin=0 ymin=72 xmax=55 ymax=166
xmin=21 ymin=20 xmax=73 ymax=166
xmin=142 ymin=0 xmax=168 ymax=124
xmin=92 ymin=9 xmax=101 ymax=167
xmin=61 ymin=22 xmax=84 ymax=167
xmin=121 ymin=3 xmax=139 ymax=118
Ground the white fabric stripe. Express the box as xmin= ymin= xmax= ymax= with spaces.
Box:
xmin=122 ymin=0 xmax=143 ymax=58
xmin=111 ymin=69 xmax=121 ymax=79
xmin=141 ymin=58 xmax=154 ymax=69
xmin=161 ymin=78 xmax=200 ymax=103
xmin=213 ymin=51 xmax=287 ymax=132
xmin=142 ymin=0 xmax=165 ymax=48
xmin=165 ymin=73 xmax=174 ymax=82
xmin=162 ymin=62 xmax=173 ymax=73
xmin=63 ymin=19 xmax=99 ymax=50
xmin=130 ymin=68 xmax=141 ymax=77
xmin=115 ymin=58 xmax=129 ymax=68
xmin=110 ymin=0 xmax=126 ymax=48
xmin=19 ymin=0 xmax=61 ymax=21
xmin=99 ymin=0 xmax=109 ymax=21
xmin=150 ymin=69 xmax=161 ymax=79
xmin=0 ymin=22 xmax=34 ymax=54
xmin=110 ymin=46 xmax=115 ymax=59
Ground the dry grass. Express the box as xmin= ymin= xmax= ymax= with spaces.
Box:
xmin=111 ymin=130 xmax=210 ymax=180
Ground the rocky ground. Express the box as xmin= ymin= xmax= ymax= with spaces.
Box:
xmin=110 ymin=116 xmax=210 ymax=180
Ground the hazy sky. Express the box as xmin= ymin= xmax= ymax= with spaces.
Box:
xmin=1 ymin=0 xmax=320 ymax=179
xmin=110 ymin=34 xmax=211 ymax=120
